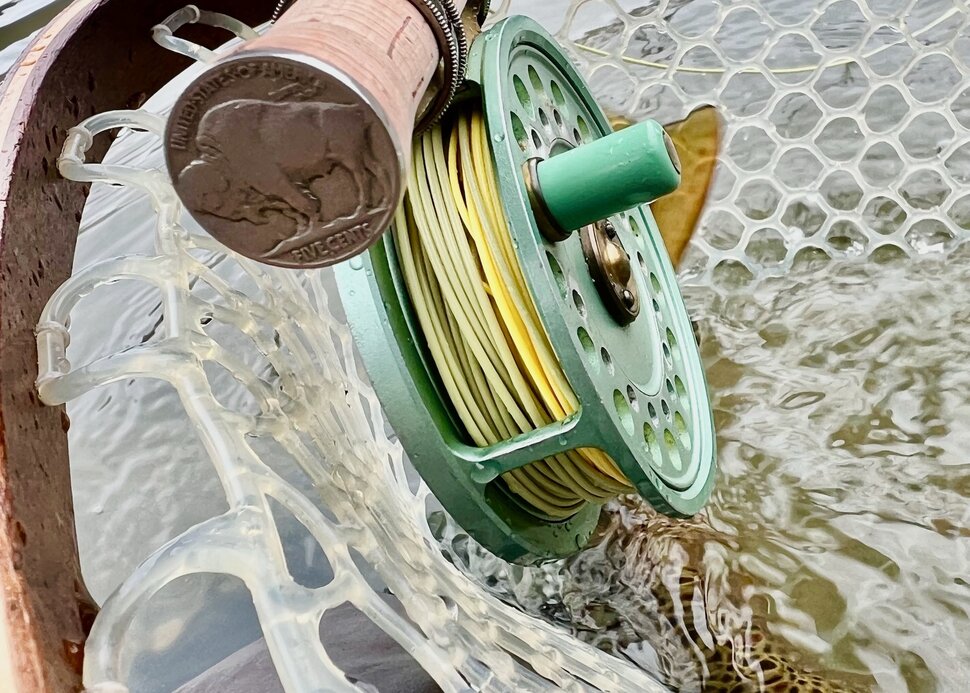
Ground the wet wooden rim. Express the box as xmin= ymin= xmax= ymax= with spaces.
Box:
xmin=0 ymin=2 xmax=274 ymax=689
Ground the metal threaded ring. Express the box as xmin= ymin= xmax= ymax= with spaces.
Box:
xmin=271 ymin=0 xmax=293 ymax=22
xmin=408 ymin=0 xmax=466 ymax=133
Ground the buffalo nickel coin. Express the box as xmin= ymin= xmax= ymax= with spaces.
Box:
xmin=166 ymin=55 xmax=401 ymax=269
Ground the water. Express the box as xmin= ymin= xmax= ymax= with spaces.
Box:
xmin=8 ymin=0 xmax=970 ymax=691
xmin=549 ymin=254 xmax=970 ymax=690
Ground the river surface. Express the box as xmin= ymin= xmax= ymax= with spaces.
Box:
xmin=570 ymin=254 xmax=970 ymax=690
xmin=3 ymin=1 xmax=970 ymax=692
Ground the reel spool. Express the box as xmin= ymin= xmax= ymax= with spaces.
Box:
xmin=338 ymin=16 xmax=717 ymax=563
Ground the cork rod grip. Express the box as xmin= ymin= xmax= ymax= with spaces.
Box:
xmin=165 ymin=0 xmax=467 ymax=269
xmin=252 ymin=0 xmax=442 ymax=158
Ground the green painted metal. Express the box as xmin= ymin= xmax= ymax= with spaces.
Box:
xmin=536 ymin=120 xmax=681 ymax=234
xmin=336 ymin=16 xmax=717 ymax=563
xmin=337 ymin=244 xmax=601 ymax=564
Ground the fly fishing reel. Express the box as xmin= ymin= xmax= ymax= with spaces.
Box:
xmin=337 ymin=16 xmax=717 ymax=563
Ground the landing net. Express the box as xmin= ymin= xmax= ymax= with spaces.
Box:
xmin=36 ymin=1 xmax=970 ymax=691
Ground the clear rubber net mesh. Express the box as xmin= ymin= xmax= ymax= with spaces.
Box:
xmin=35 ymin=1 xmax=970 ymax=691
xmin=527 ymin=0 xmax=970 ymax=283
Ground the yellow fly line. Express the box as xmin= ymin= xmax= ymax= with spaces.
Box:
xmin=393 ymin=105 xmax=634 ymax=518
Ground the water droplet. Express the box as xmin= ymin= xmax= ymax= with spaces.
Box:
xmin=349 ymin=256 xmax=364 ymax=270
xmin=470 ymin=462 xmax=496 ymax=485
xmin=493 ymin=133 xmax=506 ymax=143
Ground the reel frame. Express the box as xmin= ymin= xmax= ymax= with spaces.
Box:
xmin=338 ymin=16 xmax=717 ymax=563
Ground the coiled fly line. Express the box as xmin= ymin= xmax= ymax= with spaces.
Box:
xmin=393 ymin=105 xmax=635 ymax=519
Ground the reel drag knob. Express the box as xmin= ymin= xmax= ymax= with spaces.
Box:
xmin=338 ymin=16 xmax=717 ymax=563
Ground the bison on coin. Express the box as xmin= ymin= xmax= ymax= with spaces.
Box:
xmin=176 ymin=99 xmax=392 ymax=257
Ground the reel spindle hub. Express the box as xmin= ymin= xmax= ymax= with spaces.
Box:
xmin=339 ymin=16 xmax=716 ymax=563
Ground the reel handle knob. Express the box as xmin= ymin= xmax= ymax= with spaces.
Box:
xmin=533 ymin=120 xmax=681 ymax=237
xmin=164 ymin=0 xmax=466 ymax=269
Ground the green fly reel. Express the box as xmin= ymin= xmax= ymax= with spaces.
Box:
xmin=337 ymin=16 xmax=716 ymax=563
